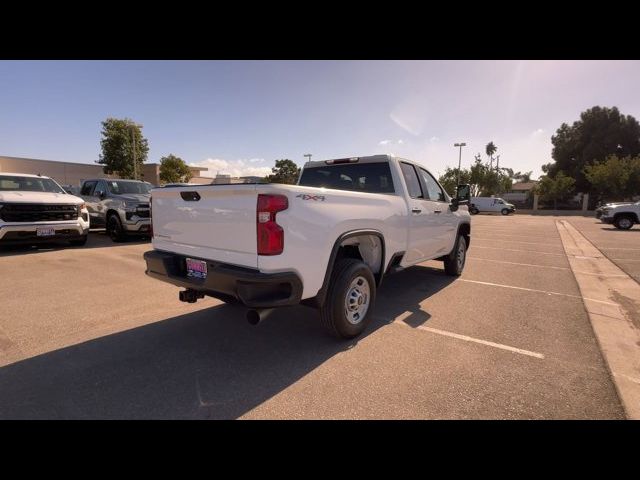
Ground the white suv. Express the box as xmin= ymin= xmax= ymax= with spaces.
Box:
xmin=0 ymin=172 xmax=90 ymax=246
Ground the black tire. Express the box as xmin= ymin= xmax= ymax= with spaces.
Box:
xmin=69 ymin=235 xmax=88 ymax=247
xmin=444 ymin=235 xmax=467 ymax=276
xmin=469 ymin=206 xmax=479 ymax=215
xmin=501 ymin=208 xmax=509 ymax=215
xmin=107 ymin=214 xmax=127 ymax=242
xmin=614 ymin=215 xmax=635 ymax=230
xmin=319 ymin=258 xmax=376 ymax=339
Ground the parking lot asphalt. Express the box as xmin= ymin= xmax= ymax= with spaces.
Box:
xmin=566 ymin=216 xmax=640 ymax=284
xmin=0 ymin=219 xmax=627 ymax=419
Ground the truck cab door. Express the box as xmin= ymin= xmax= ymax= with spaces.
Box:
xmin=417 ymin=167 xmax=457 ymax=256
xmin=399 ymin=162 xmax=441 ymax=265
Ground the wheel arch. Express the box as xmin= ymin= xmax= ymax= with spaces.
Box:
xmin=304 ymin=229 xmax=386 ymax=308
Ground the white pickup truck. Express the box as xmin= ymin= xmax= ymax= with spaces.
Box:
xmin=599 ymin=201 xmax=640 ymax=230
xmin=144 ymin=155 xmax=471 ymax=339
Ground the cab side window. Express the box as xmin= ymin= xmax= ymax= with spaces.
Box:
xmin=400 ymin=162 xmax=424 ymax=199
xmin=419 ymin=168 xmax=446 ymax=202
xmin=81 ymin=181 xmax=96 ymax=196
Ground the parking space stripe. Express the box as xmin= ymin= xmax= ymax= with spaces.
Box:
xmin=471 ymin=245 xmax=565 ymax=256
xmin=458 ymin=278 xmax=620 ymax=306
xmin=467 ymin=257 xmax=570 ymax=270
xmin=394 ymin=318 xmax=545 ymax=359
xmin=472 ymin=238 xmax=562 ymax=247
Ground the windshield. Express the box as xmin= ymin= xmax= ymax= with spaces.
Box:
xmin=0 ymin=175 xmax=66 ymax=194
xmin=106 ymin=181 xmax=152 ymax=195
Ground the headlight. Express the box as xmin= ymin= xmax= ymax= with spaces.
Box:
xmin=123 ymin=201 xmax=138 ymax=212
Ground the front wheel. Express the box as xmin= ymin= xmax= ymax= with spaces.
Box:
xmin=444 ymin=235 xmax=467 ymax=276
xmin=107 ymin=214 xmax=127 ymax=242
xmin=614 ymin=215 xmax=634 ymax=230
xmin=501 ymin=208 xmax=510 ymax=215
xmin=320 ymin=258 xmax=376 ymax=339
xmin=469 ymin=206 xmax=479 ymax=215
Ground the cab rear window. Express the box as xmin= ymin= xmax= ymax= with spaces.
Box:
xmin=298 ymin=163 xmax=395 ymax=194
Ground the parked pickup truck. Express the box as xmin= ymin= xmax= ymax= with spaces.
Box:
xmin=0 ymin=172 xmax=90 ymax=246
xmin=144 ymin=155 xmax=471 ymax=339
xmin=80 ymin=178 xmax=152 ymax=241
xmin=599 ymin=201 xmax=640 ymax=230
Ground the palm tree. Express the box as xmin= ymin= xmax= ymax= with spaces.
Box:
xmin=486 ymin=142 xmax=497 ymax=169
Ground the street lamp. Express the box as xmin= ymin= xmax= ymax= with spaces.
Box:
xmin=454 ymin=142 xmax=466 ymax=186
xmin=130 ymin=122 xmax=143 ymax=180
xmin=304 ymin=153 xmax=312 ymax=163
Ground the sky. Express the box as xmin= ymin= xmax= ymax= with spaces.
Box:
xmin=1 ymin=60 xmax=639 ymax=180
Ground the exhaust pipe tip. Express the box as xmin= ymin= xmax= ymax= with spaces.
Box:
xmin=246 ymin=308 xmax=274 ymax=325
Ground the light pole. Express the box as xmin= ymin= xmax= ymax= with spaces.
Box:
xmin=304 ymin=153 xmax=312 ymax=163
xmin=130 ymin=122 xmax=143 ymax=180
xmin=454 ymin=142 xmax=466 ymax=186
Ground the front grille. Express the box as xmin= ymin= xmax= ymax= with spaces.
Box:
xmin=0 ymin=203 xmax=79 ymax=222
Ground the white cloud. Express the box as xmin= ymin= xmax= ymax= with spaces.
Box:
xmin=531 ymin=128 xmax=544 ymax=138
xmin=190 ymin=158 xmax=272 ymax=178
xmin=379 ymin=139 xmax=404 ymax=146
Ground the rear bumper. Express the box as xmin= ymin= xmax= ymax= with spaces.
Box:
xmin=144 ymin=250 xmax=303 ymax=308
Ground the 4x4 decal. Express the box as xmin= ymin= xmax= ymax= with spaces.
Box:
xmin=296 ymin=194 xmax=326 ymax=202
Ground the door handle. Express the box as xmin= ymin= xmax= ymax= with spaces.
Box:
xmin=411 ymin=207 xmax=422 ymax=214
xmin=434 ymin=210 xmax=442 ymax=214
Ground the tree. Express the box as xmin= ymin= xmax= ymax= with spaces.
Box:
xmin=486 ymin=141 xmax=497 ymax=168
xmin=439 ymin=155 xmax=512 ymax=197
xmin=97 ymin=118 xmax=149 ymax=179
xmin=584 ymin=154 xmax=640 ymax=201
xmin=265 ymin=159 xmax=301 ymax=184
xmin=535 ymin=171 xmax=576 ymax=209
xmin=543 ymin=106 xmax=640 ymax=192
xmin=159 ymin=154 xmax=192 ymax=184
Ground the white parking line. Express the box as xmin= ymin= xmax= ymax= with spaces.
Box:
xmin=458 ymin=278 xmax=620 ymax=306
xmin=468 ymin=257 xmax=570 ymax=270
xmin=393 ymin=316 xmax=545 ymax=359
xmin=471 ymin=245 xmax=566 ymax=256
xmin=467 ymin=257 xmax=629 ymax=277
xmin=473 ymin=238 xmax=562 ymax=247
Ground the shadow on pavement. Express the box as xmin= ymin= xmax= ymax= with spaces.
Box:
xmin=0 ymin=264 xmax=454 ymax=419
xmin=0 ymin=231 xmax=150 ymax=257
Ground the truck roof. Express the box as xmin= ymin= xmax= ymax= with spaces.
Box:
xmin=302 ymin=154 xmax=392 ymax=169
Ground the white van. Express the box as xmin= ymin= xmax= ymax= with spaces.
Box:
xmin=470 ymin=197 xmax=516 ymax=215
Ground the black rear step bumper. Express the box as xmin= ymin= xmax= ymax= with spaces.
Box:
xmin=143 ymin=250 xmax=303 ymax=308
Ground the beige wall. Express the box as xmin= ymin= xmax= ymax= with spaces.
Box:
xmin=0 ymin=155 xmax=167 ymax=187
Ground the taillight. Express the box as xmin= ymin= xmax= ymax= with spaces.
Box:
xmin=257 ymin=194 xmax=288 ymax=255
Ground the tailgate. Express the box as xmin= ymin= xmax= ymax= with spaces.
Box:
xmin=151 ymin=184 xmax=259 ymax=268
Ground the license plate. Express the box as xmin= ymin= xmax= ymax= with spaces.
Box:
xmin=186 ymin=258 xmax=207 ymax=279
xmin=36 ymin=227 xmax=56 ymax=237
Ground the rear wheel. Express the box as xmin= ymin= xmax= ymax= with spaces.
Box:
xmin=501 ymin=208 xmax=510 ymax=215
xmin=614 ymin=215 xmax=634 ymax=230
xmin=469 ymin=206 xmax=479 ymax=215
xmin=107 ymin=214 xmax=127 ymax=242
xmin=320 ymin=258 xmax=376 ymax=339
xmin=444 ymin=235 xmax=467 ymax=276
